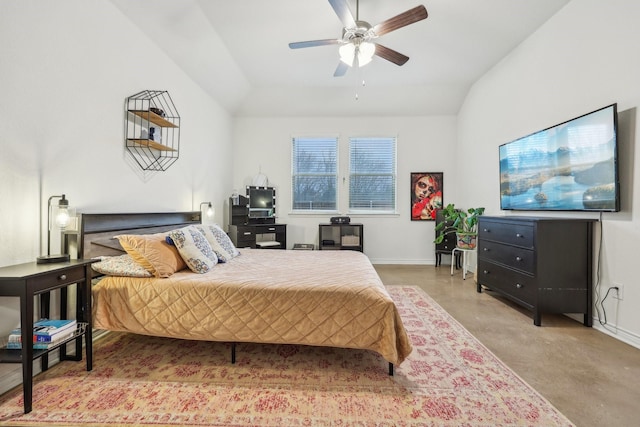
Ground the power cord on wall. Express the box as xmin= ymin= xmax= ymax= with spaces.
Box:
xmin=598 ymin=286 xmax=619 ymax=326
xmin=593 ymin=211 xmax=617 ymax=326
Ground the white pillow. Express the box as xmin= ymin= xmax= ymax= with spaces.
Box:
xmin=195 ymin=224 xmax=240 ymax=262
xmin=167 ymin=225 xmax=218 ymax=273
xmin=91 ymin=254 xmax=153 ymax=278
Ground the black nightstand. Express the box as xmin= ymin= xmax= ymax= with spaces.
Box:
xmin=0 ymin=259 xmax=96 ymax=413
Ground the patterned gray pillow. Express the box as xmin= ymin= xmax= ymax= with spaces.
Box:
xmin=195 ymin=224 xmax=240 ymax=262
xmin=167 ymin=225 xmax=218 ymax=273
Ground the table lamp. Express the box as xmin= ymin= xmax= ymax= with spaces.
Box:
xmin=200 ymin=202 xmax=214 ymax=222
xmin=37 ymin=194 xmax=72 ymax=264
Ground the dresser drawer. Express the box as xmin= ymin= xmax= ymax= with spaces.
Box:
xmin=259 ymin=225 xmax=285 ymax=234
xmin=29 ymin=266 xmax=86 ymax=293
xmin=477 ymin=261 xmax=535 ymax=306
xmin=436 ymin=235 xmax=456 ymax=251
xmin=479 ymin=220 xmax=534 ymax=248
xmin=478 ymin=241 xmax=535 ymax=274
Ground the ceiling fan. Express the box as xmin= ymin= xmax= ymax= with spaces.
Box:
xmin=289 ymin=0 xmax=428 ymax=77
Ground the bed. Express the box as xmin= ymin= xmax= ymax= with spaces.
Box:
xmin=79 ymin=212 xmax=412 ymax=373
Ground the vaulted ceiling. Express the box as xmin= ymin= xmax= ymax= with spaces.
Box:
xmin=111 ymin=0 xmax=569 ymax=117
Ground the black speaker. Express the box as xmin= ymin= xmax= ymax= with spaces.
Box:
xmin=330 ymin=216 xmax=351 ymax=224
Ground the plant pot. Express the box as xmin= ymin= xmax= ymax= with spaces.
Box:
xmin=456 ymin=232 xmax=477 ymax=249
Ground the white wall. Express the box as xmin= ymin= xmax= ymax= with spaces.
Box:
xmin=458 ymin=0 xmax=640 ymax=346
xmin=0 ymin=1 xmax=233 ymax=336
xmin=232 ymin=116 xmax=457 ymax=263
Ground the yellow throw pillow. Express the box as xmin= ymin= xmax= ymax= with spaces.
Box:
xmin=116 ymin=233 xmax=186 ymax=278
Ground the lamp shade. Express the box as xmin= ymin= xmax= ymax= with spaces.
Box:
xmin=339 ymin=43 xmax=356 ymax=66
xmin=358 ymin=41 xmax=375 ymax=66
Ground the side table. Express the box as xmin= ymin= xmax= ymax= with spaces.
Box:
xmin=450 ymin=247 xmax=476 ymax=280
xmin=0 ymin=259 xmax=96 ymax=413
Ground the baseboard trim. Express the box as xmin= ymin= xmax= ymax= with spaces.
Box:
xmin=371 ymin=258 xmax=435 ymax=265
xmin=592 ymin=322 xmax=640 ymax=350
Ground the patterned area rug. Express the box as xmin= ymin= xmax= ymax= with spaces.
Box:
xmin=0 ymin=286 xmax=573 ymax=426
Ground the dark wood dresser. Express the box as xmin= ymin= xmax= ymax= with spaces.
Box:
xmin=477 ymin=216 xmax=596 ymax=326
xmin=228 ymin=224 xmax=287 ymax=249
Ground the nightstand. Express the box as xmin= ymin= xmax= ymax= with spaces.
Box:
xmin=0 ymin=259 xmax=96 ymax=413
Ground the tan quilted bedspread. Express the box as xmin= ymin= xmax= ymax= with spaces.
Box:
xmin=92 ymin=249 xmax=412 ymax=365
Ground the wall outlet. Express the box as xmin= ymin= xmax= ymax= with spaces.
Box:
xmin=613 ymin=283 xmax=624 ymax=300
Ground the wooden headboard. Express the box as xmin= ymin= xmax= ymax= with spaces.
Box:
xmin=78 ymin=211 xmax=202 ymax=259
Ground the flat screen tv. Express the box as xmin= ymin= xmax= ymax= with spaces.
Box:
xmin=247 ymin=186 xmax=275 ymax=218
xmin=499 ymin=104 xmax=619 ymax=212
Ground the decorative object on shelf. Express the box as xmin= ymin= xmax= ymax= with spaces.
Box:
xmin=231 ymin=189 xmax=240 ymax=206
xmin=148 ymin=126 xmax=161 ymax=143
xmin=433 ymin=203 xmax=485 ymax=250
xmin=37 ymin=194 xmax=74 ymax=264
xmin=252 ymin=167 xmax=268 ymax=187
xmin=125 ymin=90 xmax=180 ymax=171
xmin=411 ymin=172 xmax=443 ymax=221
xmin=200 ymin=202 xmax=214 ymax=220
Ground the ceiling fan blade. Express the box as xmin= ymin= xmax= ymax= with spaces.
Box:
xmin=289 ymin=39 xmax=340 ymax=49
xmin=373 ymin=5 xmax=428 ymax=36
xmin=334 ymin=61 xmax=349 ymax=77
xmin=328 ymin=0 xmax=356 ymax=28
xmin=374 ymin=44 xmax=409 ymax=66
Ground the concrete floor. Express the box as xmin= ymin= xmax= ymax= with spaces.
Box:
xmin=374 ymin=264 xmax=640 ymax=427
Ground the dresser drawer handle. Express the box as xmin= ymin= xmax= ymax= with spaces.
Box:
xmin=483 ymin=228 xmax=489 ymax=232
xmin=59 ymin=274 xmax=67 ymax=280
xmin=516 ymin=233 xmax=522 ymax=238
xmin=483 ymin=247 xmax=489 ymax=251
xmin=515 ymin=283 xmax=522 ymax=289
xmin=243 ymin=232 xmax=252 ymax=236
xmin=483 ymin=270 xmax=489 ymax=274
xmin=268 ymin=227 xmax=275 ymax=231
xmin=515 ymin=256 xmax=522 ymax=261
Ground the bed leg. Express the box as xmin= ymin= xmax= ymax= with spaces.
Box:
xmin=388 ymin=363 xmax=394 ymax=376
xmin=231 ymin=342 xmax=236 ymax=364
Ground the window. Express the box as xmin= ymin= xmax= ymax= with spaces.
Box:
xmin=291 ymin=137 xmax=338 ymax=211
xmin=349 ymin=137 xmax=396 ymax=213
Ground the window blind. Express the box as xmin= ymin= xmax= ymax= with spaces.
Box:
xmin=349 ymin=137 xmax=397 ymax=212
xmin=291 ymin=137 xmax=338 ymax=211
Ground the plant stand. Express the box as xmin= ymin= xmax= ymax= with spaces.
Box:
xmin=450 ymin=247 xmax=476 ymax=280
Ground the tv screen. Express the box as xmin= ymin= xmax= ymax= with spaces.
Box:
xmin=247 ymin=186 xmax=275 ymax=217
xmin=499 ymin=104 xmax=619 ymax=212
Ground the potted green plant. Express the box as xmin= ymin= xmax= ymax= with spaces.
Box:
xmin=434 ymin=204 xmax=485 ymax=249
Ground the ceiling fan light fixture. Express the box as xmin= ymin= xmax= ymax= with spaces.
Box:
xmin=339 ymin=40 xmax=375 ymax=68
xmin=290 ymin=1 xmax=428 ymax=76
xmin=357 ymin=41 xmax=375 ymax=66
xmin=339 ymin=43 xmax=355 ymax=66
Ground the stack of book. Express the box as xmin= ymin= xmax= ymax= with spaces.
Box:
xmin=7 ymin=319 xmax=77 ymax=350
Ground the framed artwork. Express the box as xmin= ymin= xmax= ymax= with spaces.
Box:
xmin=411 ymin=172 xmax=443 ymax=221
